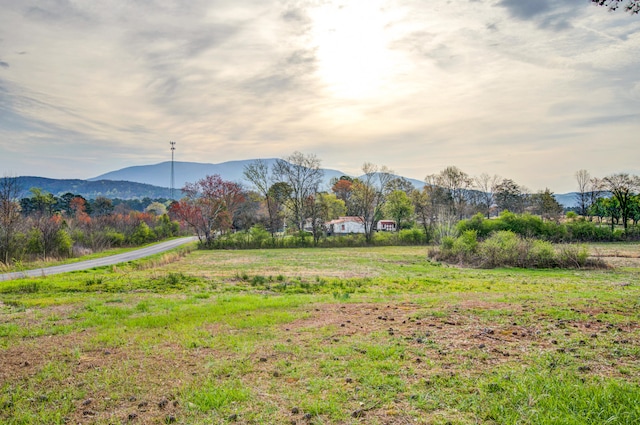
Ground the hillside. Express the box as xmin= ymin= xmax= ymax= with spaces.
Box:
xmin=14 ymin=177 xmax=171 ymax=200
xmin=89 ymin=159 xmax=433 ymax=191
xmin=89 ymin=159 xmax=349 ymax=191
xmin=16 ymin=160 xmax=578 ymax=207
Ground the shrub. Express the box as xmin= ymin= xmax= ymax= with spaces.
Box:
xmin=477 ymin=231 xmax=520 ymax=268
xmin=398 ymin=228 xmax=426 ymax=245
xmin=441 ymin=236 xmax=455 ymax=251
xmin=527 ymin=239 xmax=556 ymax=268
xmin=53 ymin=229 xmax=73 ymax=257
xmin=250 ymin=225 xmax=271 ymax=247
xmin=372 ymin=231 xmax=395 ymax=246
xmin=452 ymin=230 xmax=478 ymax=257
xmin=25 ymin=228 xmax=43 ymax=255
xmin=105 ymin=231 xmax=125 ymax=247
xmin=129 ymin=222 xmax=156 ymax=245
xmin=557 ymin=244 xmax=589 ymax=268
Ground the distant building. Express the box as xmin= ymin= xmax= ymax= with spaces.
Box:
xmin=326 ymin=216 xmax=366 ymax=235
xmin=376 ymin=220 xmax=397 ymax=232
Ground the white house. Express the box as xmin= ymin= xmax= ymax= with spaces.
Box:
xmin=326 ymin=216 xmax=366 ymax=235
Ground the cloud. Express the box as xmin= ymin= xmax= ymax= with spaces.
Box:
xmin=498 ymin=0 xmax=551 ymax=19
xmin=0 ymin=60 xmax=8 ymax=68
xmin=497 ymin=0 xmax=587 ymax=30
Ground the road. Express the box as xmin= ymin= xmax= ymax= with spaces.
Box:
xmin=0 ymin=236 xmax=198 ymax=281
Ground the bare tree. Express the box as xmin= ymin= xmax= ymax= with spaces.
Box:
xmin=352 ymin=162 xmax=393 ymax=243
xmin=575 ymin=170 xmax=591 ymax=216
xmin=273 ymin=152 xmax=324 ymax=232
xmin=0 ymin=176 xmax=22 ymax=264
xmin=435 ymin=166 xmax=473 ymax=219
xmin=592 ymin=0 xmax=640 ymax=13
xmin=411 ymin=188 xmax=433 ymax=241
xmin=474 ymin=173 xmax=501 ymax=218
xmin=243 ymin=159 xmax=280 ymax=238
xmin=603 ymin=173 xmax=640 ymax=230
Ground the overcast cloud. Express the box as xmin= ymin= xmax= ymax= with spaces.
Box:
xmin=0 ymin=0 xmax=638 ymax=192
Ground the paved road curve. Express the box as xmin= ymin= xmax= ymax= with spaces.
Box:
xmin=0 ymin=236 xmax=198 ymax=281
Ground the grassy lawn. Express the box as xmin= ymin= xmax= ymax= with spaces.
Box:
xmin=1 ymin=245 xmax=639 ymax=424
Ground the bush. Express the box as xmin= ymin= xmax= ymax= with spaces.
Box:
xmin=431 ymin=229 xmax=604 ymax=269
xmin=53 ymin=229 xmax=73 ymax=257
xmin=250 ymin=225 xmax=271 ymax=247
xmin=441 ymin=236 xmax=455 ymax=251
xmin=452 ymin=230 xmax=478 ymax=257
xmin=557 ymin=244 xmax=589 ymax=268
xmin=372 ymin=231 xmax=395 ymax=246
xmin=566 ymin=220 xmax=613 ymax=242
xmin=105 ymin=231 xmax=126 ymax=247
xmin=398 ymin=228 xmax=427 ymax=245
xmin=477 ymin=231 xmax=520 ymax=268
xmin=527 ymin=239 xmax=556 ymax=268
xmin=129 ymin=222 xmax=156 ymax=245
xmin=25 ymin=228 xmax=43 ymax=255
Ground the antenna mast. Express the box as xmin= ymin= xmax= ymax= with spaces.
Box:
xmin=170 ymin=141 xmax=176 ymax=200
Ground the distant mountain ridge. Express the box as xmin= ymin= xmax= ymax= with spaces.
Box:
xmin=90 ymin=159 xmax=429 ymax=193
xmin=13 ymin=177 xmax=171 ymax=200
xmin=14 ymin=160 xmax=579 ymax=207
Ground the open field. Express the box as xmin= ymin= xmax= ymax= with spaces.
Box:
xmin=1 ymin=245 xmax=639 ymax=424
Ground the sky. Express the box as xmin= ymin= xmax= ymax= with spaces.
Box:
xmin=0 ymin=0 xmax=638 ymax=193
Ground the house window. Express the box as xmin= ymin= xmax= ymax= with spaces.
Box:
xmin=341 ymin=224 xmax=345 ymax=231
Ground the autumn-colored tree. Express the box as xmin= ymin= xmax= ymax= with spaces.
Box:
xmin=171 ymin=175 xmax=241 ymax=245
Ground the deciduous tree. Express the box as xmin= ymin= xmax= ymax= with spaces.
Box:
xmin=243 ymin=159 xmax=279 ymax=237
xmin=0 ymin=176 xmax=22 ymax=264
xmin=474 ymin=173 xmax=501 ymax=218
xmin=433 ymin=166 xmax=473 ymax=219
xmin=273 ymin=152 xmax=324 ymax=231
xmin=351 ymin=163 xmax=393 ymax=242
xmin=603 ymin=173 xmax=640 ymax=230
xmin=384 ymin=190 xmax=414 ymax=230
xmin=171 ymin=175 xmax=240 ymax=245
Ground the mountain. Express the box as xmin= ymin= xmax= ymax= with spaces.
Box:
xmin=91 ymin=159 xmax=350 ymax=191
xmin=553 ymin=192 xmax=578 ymax=208
xmin=13 ymin=177 xmax=171 ymax=200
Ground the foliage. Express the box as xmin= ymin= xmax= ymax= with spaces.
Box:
xmin=384 ymin=190 xmax=414 ymax=230
xmin=171 ymin=174 xmax=243 ymax=246
xmin=272 ymin=152 xmax=324 ymax=232
xmin=432 ymin=230 xmax=600 ymax=269
xmin=592 ymin=0 xmax=640 ymax=13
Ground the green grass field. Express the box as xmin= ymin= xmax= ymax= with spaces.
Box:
xmin=1 ymin=245 xmax=639 ymax=424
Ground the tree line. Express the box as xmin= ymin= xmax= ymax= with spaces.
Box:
xmin=2 ymin=153 xmax=638 ymax=263
xmin=0 ymin=179 xmax=181 ymax=266
xmin=168 ymin=152 xmax=640 ymax=248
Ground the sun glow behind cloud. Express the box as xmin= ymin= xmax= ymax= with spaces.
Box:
xmin=0 ymin=1 xmax=638 ymax=191
xmin=308 ymin=0 xmax=408 ymax=100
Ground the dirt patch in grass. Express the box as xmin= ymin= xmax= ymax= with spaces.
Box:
xmin=1 ymin=332 xmax=211 ymax=424
xmin=284 ymin=300 xmax=638 ymax=376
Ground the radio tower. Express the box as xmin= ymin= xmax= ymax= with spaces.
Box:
xmin=170 ymin=141 xmax=176 ymax=200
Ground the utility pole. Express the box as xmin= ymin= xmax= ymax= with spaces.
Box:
xmin=170 ymin=141 xmax=176 ymax=201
